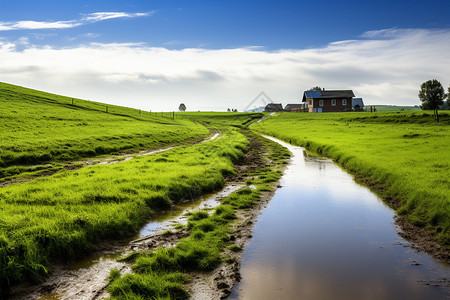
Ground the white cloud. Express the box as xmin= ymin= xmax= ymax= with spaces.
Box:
xmin=0 ymin=20 xmax=80 ymax=31
xmin=0 ymin=11 xmax=152 ymax=31
xmin=0 ymin=28 xmax=449 ymax=111
xmin=82 ymin=12 xmax=154 ymax=22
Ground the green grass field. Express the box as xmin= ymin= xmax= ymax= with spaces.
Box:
xmin=0 ymin=82 xmax=209 ymax=181
xmin=251 ymin=111 xmax=450 ymax=246
xmin=177 ymin=111 xmax=264 ymax=128
xmin=369 ymin=105 xmax=421 ymax=111
xmin=2 ymin=81 xmax=449 ymax=296
xmin=0 ymin=127 xmax=249 ymax=289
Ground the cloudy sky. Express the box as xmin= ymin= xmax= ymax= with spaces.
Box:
xmin=1 ymin=0 xmax=449 ymax=111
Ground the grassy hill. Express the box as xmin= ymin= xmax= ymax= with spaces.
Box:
xmin=0 ymin=82 xmax=257 ymax=290
xmin=0 ymin=82 xmax=209 ymax=181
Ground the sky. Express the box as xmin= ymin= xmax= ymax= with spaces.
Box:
xmin=1 ymin=0 xmax=449 ymax=111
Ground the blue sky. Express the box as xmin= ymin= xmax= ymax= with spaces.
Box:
xmin=1 ymin=0 xmax=449 ymax=110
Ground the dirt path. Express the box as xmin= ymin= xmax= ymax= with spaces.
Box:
xmin=0 ymin=132 xmax=220 ymax=188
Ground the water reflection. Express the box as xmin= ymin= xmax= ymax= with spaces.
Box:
xmin=229 ymin=137 xmax=449 ymax=300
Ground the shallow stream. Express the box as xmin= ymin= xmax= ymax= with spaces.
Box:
xmin=229 ymin=137 xmax=449 ymax=299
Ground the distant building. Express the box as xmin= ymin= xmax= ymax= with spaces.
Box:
xmin=302 ymin=90 xmax=355 ymax=113
xmin=284 ymin=104 xmax=304 ymax=112
xmin=352 ymin=98 xmax=364 ymax=111
xmin=264 ymin=103 xmax=283 ymax=112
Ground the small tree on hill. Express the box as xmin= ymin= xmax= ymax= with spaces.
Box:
xmin=178 ymin=103 xmax=186 ymax=112
xmin=418 ymin=79 xmax=446 ymax=121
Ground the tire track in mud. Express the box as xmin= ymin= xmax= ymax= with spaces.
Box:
xmin=0 ymin=132 xmax=220 ymax=188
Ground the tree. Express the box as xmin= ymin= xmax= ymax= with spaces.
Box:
xmin=448 ymin=84 xmax=450 ymax=107
xmin=308 ymin=86 xmax=322 ymax=91
xmin=418 ymin=79 xmax=445 ymax=121
xmin=178 ymin=103 xmax=186 ymax=112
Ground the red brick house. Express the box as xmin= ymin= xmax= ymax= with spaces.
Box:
xmin=302 ymin=90 xmax=355 ymax=113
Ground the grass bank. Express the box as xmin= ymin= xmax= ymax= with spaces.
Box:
xmin=106 ymin=133 xmax=291 ymax=299
xmin=251 ymin=111 xmax=450 ymax=248
xmin=0 ymin=128 xmax=248 ymax=291
xmin=0 ymin=82 xmax=209 ymax=181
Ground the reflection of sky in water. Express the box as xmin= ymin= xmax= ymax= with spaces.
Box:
xmin=230 ymin=137 xmax=449 ymax=300
xmin=138 ymin=184 xmax=243 ymax=237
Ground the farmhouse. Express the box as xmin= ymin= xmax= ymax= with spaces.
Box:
xmin=264 ymin=103 xmax=283 ymax=112
xmin=284 ymin=103 xmax=304 ymax=112
xmin=302 ymin=90 xmax=355 ymax=113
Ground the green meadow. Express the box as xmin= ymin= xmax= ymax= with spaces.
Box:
xmin=2 ymin=81 xmax=449 ymax=297
xmin=251 ymin=111 xmax=450 ymax=246
xmin=0 ymin=127 xmax=248 ymax=288
xmin=0 ymin=82 xmax=209 ymax=181
xmin=177 ymin=111 xmax=265 ymax=128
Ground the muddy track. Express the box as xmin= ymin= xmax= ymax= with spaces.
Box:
xmin=0 ymin=132 xmax=220 ymax=188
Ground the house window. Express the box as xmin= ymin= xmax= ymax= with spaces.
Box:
xmin=342 ymin=98 xmax=347 ymax=105
xmin=319 ymin=100 xmax=324 ymax=107
xmin=331 ymin=99 xmax=336 ymax=106
xmin=309 ymin=100 xmax=312 ymax=106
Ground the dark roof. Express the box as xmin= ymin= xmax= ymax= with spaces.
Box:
xmin=265 ymin=103 xmax=283 ymax=111
xmin=265 ymin=103 xmax=283 ymax=108
xmin=352 ymin=98 xmax=364 ymax=107
xmin=302 ymin=90 xmax=355 ymax=102
xmin=284 ymin=104 xmax=303 ymax=110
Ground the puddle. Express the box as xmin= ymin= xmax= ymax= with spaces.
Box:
xmin=229 ymin=136 xmax=449 ymax=300
xmin=137 ymin=183 xmax=242 ymax=238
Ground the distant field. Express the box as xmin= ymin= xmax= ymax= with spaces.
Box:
xmin=177 ymin=111 xmax=264 ymax=128
xmin=369 ymin=105 xmax=421 ymax=111
xmin=252 ymin=111 xmax=450 ymax=246
xmin=0 ymin=82 xmax=209 ymax=180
